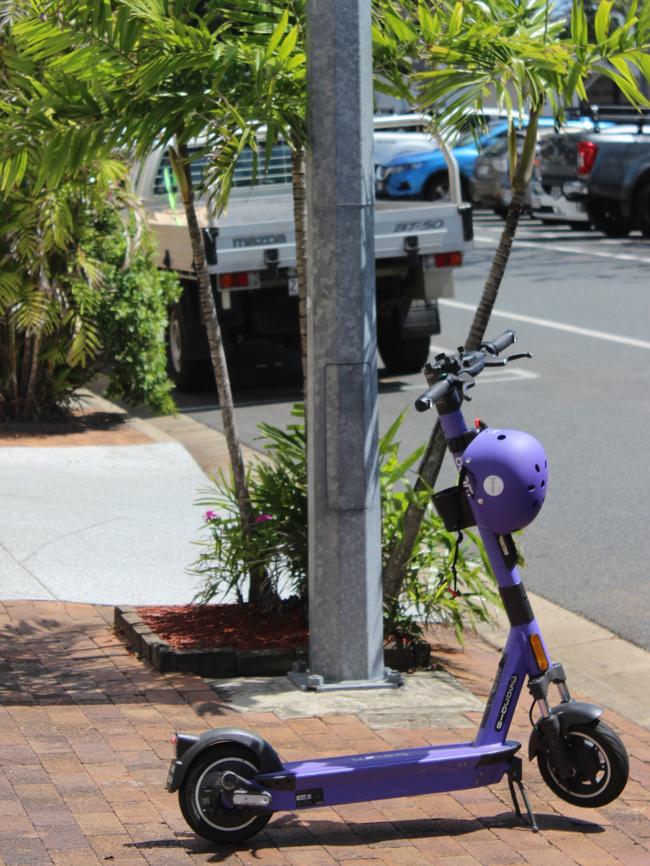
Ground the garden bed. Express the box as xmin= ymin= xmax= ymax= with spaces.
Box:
xmin=114 ymin=603 xmax=431 ymax=677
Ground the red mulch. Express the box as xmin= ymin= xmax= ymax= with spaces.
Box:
xmin=136 ymin=604 xmax=310 ymax=652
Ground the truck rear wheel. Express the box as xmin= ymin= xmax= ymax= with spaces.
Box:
xmin=167 ymin=302 xmax=209 ymax=392
xmin=377 ymin=316 xmax=431 ymax=374
xmin=635 ymin=177 xmax=650 ymax=238
xmin=587 ymin=199 xmax=631 ymax=238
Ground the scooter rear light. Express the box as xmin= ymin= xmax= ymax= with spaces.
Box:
xmin=577 ymin=140 xmax=598 ymax=176
xmin=529 ymin=634 xmax=549 ymax=672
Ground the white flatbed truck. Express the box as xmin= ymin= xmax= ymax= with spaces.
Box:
xmin=134 ymin=124 xmax=474 ymax=389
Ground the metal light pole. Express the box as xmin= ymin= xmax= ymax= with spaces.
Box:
xmin=291 ymin=0 xmax=400 ymax=691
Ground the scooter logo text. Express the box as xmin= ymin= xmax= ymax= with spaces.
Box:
xmin=495 ymin=675 xmax=519 ymax=731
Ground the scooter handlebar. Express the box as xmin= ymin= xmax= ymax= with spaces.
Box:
xmin=414 ymin=331 xmax=524 ymax=412
xmin=415 ymin=378 xmax=452 ymax=412
xmin=480 ymin=329 xmax=516 ymax=356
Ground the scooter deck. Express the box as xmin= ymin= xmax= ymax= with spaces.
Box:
xmin=257 ymin=739 xmax=521 ymax=810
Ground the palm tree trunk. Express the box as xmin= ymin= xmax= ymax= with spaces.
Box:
xmin=382 ymin=111 xmax=540 ymax=612
xmin=8 ymin=318 xmax=19 ymax=412
xmin=20 ymin=334 xmax=32 ymax=417
xmin=291 ymin=148 xmax=309 ymax=404
xmin=170 ymin=141 xmax=277 ymax=609
xmin=24 ymin=331 xmax=42 ymax=418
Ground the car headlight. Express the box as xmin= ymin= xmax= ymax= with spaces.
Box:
xmin=384 ymin=162 xmax=424 ymax=179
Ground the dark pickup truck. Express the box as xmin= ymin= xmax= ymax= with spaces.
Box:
xmin=533 ymin=110 xmax=650 ymax=237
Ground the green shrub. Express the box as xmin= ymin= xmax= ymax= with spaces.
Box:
xmin=192 ymin=405 xmax=501 ymax=642
xmin=92 ymin=209 xmax=181 ymax=416
xmin=0 ymin=167 xmax=179 ymax=421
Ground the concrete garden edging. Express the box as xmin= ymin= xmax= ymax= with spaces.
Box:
xmin=114 ymin=605 xmax=431 ymax=677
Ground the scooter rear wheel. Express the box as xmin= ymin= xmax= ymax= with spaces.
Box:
xmin=178 ymin=744 xmax=272 ymax=843
xmin=536 ymin=720 xmax=628 ymax=807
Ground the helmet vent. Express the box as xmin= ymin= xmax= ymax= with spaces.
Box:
xmin=527 ymin=484 xmax=535 ymax=491
xmin=497 ymin=434 xmax=507 ymax=440
xmin=541 ymin=480 xmax=545 ymax=488
xmin=534 ymin=463 xmax=541 ymax=473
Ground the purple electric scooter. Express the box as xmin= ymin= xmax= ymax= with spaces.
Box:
xmin=167 ymin=330 xmax=628 ymax=843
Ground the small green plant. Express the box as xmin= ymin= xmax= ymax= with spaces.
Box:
xmin=193 ymin=405 xmax=501 ymax=642
xmin=379 ymin=412 xmax=501 ymax=643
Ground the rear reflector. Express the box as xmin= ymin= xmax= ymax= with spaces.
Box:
xmin=434 ymin=251 xmax=463 ymax=268
xmin=219 ymin=272 xmax=250 ymax=289
xmin=529 ymin=634 xmax=549 ymax=672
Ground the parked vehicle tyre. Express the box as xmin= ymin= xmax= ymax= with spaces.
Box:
xmin=587 ymin=200 xmax=632 ymax=238
xmin=423 ymin=172 xmax=451 ymax=202
xmin=536 ymin=721 xmax=628 ymax=808
xmin=377 ymin=315 xmax=430 ymax=374
xmin=423 ymin=172 xmax=470 ymax=203
xmin=178 ymin=744 xmax=272 ymax=844
xmin=166 ymin=301 xmax=209 ymax=392
xmin=634 ymin=177 xmax=650 ymax=238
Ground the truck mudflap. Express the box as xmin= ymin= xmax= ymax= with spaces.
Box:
xmin=401 ymin=301 xmax=440 ymax=339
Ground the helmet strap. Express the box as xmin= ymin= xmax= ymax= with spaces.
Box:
xmin=448 ymin=465 xmax=469 ymax=597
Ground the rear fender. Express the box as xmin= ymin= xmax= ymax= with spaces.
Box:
xmin=528 ymin=701 xmax=603 ymax=759
xmin=167 ymin=728 xmax=283 ymax=792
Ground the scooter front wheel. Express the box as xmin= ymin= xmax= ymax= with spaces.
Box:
xmin=178 ymin=744 xmax=272 ymax=844
xmin=536 ymin=720 xmax=628 ymax=808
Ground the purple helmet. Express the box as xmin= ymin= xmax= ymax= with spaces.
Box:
xmin=462 ymin=428 xmax=548 ymax=534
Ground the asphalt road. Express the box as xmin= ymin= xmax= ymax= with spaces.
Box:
xmin=175 ymin=211 xmax=650 ymax=651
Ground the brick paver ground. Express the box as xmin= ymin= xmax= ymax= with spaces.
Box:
xmin=1 ymin=601 xmax=649 ymax=866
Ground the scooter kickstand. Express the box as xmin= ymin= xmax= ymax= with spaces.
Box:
xmin=507 ymin=757 xmax=539 ymax=833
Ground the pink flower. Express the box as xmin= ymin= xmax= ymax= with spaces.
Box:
xmin=255 ymin=513 xmax=273 ymax=523
xmin=204 ymin=510 xmax=219 ymax=522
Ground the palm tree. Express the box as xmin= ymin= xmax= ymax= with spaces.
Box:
xmin=204 ymin=3 xmax=310 ymax=401
xmin=375 ymin=0 xmax=650 ymax=610
xmin=4 ymin=0 xmax=303 ymax=606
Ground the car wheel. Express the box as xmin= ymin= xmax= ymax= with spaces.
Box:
xmin=423 ymin=172 xmax=451 ymax=202
xmin=587 ymin=199 xmax=632 ymax=238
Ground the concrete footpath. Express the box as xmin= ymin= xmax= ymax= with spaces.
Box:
xmin=0 ymin=393 xmax=649 ymax=865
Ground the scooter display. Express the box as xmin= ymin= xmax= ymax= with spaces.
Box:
xmin=166 ymin=330 xmax=628 ymax=843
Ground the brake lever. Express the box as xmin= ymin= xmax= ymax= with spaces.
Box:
xmin=462 ymin=379 xmax=476 ymax=401
xmin=484 ymin=351 xmax=532 ymax=368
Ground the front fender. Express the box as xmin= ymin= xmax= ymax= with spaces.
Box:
xmin=528 ymin=701 xmax=603 ymax=759
xmin=167 ymin=727 xmax=283 ymax=792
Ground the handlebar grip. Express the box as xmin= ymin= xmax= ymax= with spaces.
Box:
xmin=415 ymin=378 xmax=452 ymax=412
xmin=482 ymin=329 xmax=516 ymax=355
